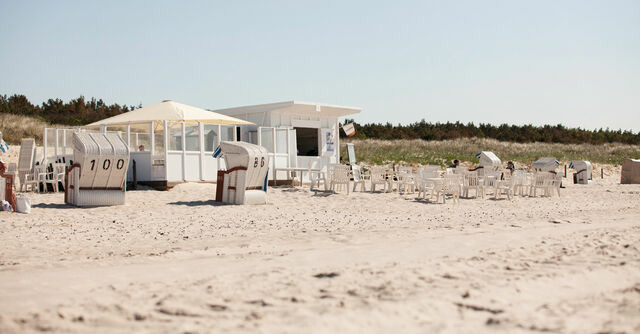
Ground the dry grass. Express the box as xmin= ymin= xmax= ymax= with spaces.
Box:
xmin=0 ymin=113 xmax=53 ymax=144
xmin=342 ymin=138 xmax=640 ymax=166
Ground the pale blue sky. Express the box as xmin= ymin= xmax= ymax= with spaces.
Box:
xmin=1 ymin=1 xmax=639 ymax=131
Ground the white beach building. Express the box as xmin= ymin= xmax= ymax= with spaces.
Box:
xmin=211 ymin=101 xmax=361 ymax=181
xmin=41 ymin=100 xmax=361 ymax=187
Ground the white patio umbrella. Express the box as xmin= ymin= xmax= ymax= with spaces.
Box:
xmin=87 ymin=100 xmax=253 ymax=126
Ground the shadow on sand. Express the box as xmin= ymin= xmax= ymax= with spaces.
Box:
xmin=31 ymin=203 xmax=78 ymax=209
xmin=168 ymin=200 xmax=225 ymax=207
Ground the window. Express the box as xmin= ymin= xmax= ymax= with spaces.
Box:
xmin=276 ymin=129 xmax=287 ymax=154
xmin=130 ymin=123 xmax=151 ymax=152
xmin=204 ymin=125 xmax=218 ymax=152
xmin=221 ymin=126 xmax=234 ymax=142
xmin=260 ymin=128 xmax=274 ymax=152
xmin=295 ymin=127 xmax=318 ymax=156
xmin=167 ymin=122 xmax=182 ymax=151
xmin=184 ymin=122 xmax=200 ymax=151
xmin=153 ymin=122 xmax=165 ymax=156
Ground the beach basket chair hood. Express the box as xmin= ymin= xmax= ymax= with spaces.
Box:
xmin=532 ymin=157 xmax=560 ymax=173
xmin=65 ymin=132 xmax=130 ymax=206
xmin=476 ymin=151 xmax=501 ymax=177
xmin=621 ymin=158 xmax=640 ymax=184
xmin=569 ymin=160 xmax=592 ymax=184
xmin=215 ymin=141 xmax=269 ymax=205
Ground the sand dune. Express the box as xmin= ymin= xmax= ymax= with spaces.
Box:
xmin=0 ymin=151 xmax=639 ymax=333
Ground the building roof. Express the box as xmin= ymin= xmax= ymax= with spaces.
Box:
xmin=87 ymin=100 xmax=253 ymax=126
xmin=211 ymin=101 xmax=362 ymax=118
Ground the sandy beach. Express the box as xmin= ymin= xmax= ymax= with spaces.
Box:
xmin=0 ymin=149 xmax=639 ymax=333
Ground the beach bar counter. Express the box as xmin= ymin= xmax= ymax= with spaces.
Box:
xmin=42 ymin=100 xmax=361 ymax=188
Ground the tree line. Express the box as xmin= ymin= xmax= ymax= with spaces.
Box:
xmin=0 ymin=94 xmax=139 ymax=126
xmin=340 ymin=119 xmax=640 ymax=145
xmin=1 ymin=94 xmax=638 ymax=145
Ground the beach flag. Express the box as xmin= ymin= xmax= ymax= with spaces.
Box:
xmin=212 ymin=145 xmax=223 ymax=158
xmin=342 ymin=122 xmax=356 ymax=137
xmin=0 ymin=140 xmax=9 ymax=153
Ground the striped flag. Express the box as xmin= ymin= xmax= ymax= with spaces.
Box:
xmin=212 ymin=145 xmax=223 ymax=158
xmin=0 ymin=140 xmax=9 ymax=153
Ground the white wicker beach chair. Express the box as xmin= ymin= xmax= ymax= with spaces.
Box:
xmin=65 ymin=132 xmax=130 ymax=206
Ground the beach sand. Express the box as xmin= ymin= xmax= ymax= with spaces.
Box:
xmin=0 ymin=150 xmax=639 ymax=333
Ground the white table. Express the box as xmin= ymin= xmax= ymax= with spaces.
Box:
xmin=273 ymin=167 xmax=322 ymax=186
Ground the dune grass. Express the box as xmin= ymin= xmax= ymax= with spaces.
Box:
xmin=0 ymin=113 xmax=52 ymax=144
xmin=342 ymin=138 xmax=640 ymax=166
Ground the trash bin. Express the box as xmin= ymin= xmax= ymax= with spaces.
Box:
xmin=215 ymin=141 xmax=269 ymax=205
xmin=65 ymin=132 xmax=130 ymax=206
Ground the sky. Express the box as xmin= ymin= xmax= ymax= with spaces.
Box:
xmin=1 ymin=0 xmax=639 ymax=131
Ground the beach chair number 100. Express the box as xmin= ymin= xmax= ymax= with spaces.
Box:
xmin=254 ymin=157 xmax=265 ymax=168
xmin=89 ymin=159 xmax=126 ymax=171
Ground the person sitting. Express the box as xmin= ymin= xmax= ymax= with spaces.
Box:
xmin=506 ymin=161 xmax=515 ymax=175
xmin=448 ymin=159 xmax=460 ymax=168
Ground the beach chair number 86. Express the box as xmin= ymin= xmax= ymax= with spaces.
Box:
xmin=254 ymin=157 xmax=265 ymax=168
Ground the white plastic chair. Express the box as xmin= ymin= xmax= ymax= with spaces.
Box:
xmin=330 ymin=165 xmax=351 ymax=194
xmin=481 ymin=170 xmax=500 ymax=198
xmin=308 ymin=161 xmax=328 ymax=191
xmin=438 ymin=174 xmax=460 ymax=204
xmin=397 ymin=166 xmax=416 ymax=194
xmin=23 ymin=165 xmax=46 ymax=193
xmin=416 ymin=169 xmax=436 ymax=200
xmin=351 ymin=165 xmax=368 ymax=192
xmin=462 ymin=171 xmax=481 ymax=198
xmin=45 ymin=163 xmax=66 ymax=192
xmin=369 ymin=166 xmax=388 ymax=193
xmin=531 ymin=172 xmax=552 ymax=197
xmin=452 ymin=167 xmax=468 ymax=175
xmin=548 ymin=173 xmax=562 ymax=197
xmin=495 ymin=176 xmax=515 ymax=200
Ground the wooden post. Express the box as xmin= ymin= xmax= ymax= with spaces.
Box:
xmin=601 ymin=168 xmax=604 ymax=179
xmin=132 ymin=160 xmax=137 ymax=190
xmin=564 ymin=165 xmax=567 ymax=178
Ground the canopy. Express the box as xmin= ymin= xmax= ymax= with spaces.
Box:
xmin=87 ymin=100 xmax=253 ymax=126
